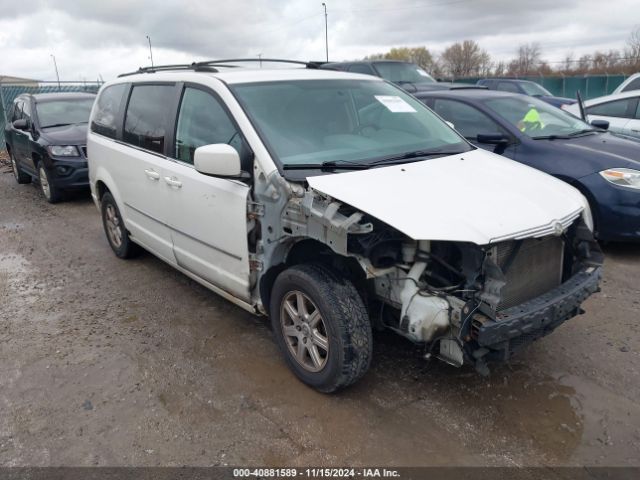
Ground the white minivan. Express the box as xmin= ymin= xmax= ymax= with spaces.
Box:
xmin=88 ymin=60 xmax=602 ymax=392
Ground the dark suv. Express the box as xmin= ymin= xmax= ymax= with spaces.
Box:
xmin=5 ymin=92 xmax=96 ymax=203
xmin=476 ymin=78 xmax=576 ymax=108
xmin=320 ymin=60 xmax=479 ymax=93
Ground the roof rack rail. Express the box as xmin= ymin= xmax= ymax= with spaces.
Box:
xmin=118 ymin=58 xmax=322 ymax=78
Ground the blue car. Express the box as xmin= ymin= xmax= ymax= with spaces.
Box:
xmin=416 ymin=89 xmax=640 ymax=242
xmin=476 ymin=78 xmax=576 ymax=108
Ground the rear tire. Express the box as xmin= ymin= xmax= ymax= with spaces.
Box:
xmin=101 ymin=192 xmax=140 ymax=259
xmin=270 ymin=263 xmax=372 ymax=393
xmin=38 ymin=164 xmax=62 ymax=203
xmin=9 ymin=150 xmax=31 ymax=184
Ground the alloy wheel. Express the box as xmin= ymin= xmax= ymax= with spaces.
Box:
xmin=10 ymin=154 xmax=19 ymax=180
xmin=104 ymin=204 xmax=123 ymax=249
xmin=39 ymin=166 xmax=51 ymax=200
xmin=280 ymin=291 xmax=329 ymax=372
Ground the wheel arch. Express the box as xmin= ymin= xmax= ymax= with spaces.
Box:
xmin=259 ymin=238 xmax=367 ymax=315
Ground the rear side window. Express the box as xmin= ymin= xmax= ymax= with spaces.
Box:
xmin=21 ymin=100 xmax=32 ymax=125
xmin=622 ymin=78 xmax=640 ymax=92
xmin=11 ymin=101 xmax=23 ymax=122
xmin=348 ymin=64 xmax=375 ymax=75
xmin=174 ymin=87 xmax=247 ymax=165
xmin=497 ymin=82 xmax=520 ymax=93
xmin=91 ymin=84 xmax=127 ymax=139
xmin=124 ymin=84 xmax=174 ymax=154
xmin=433 ymin=99 xmax=504 ymax=139
xmin=587 ymin=98 xmax=635 ymax=118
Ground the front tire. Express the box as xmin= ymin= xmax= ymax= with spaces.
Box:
xmin=9 ymin=150 xmax=31 ymax=184
xmin=270 ymin=263 xmax=372 ymax=393
xmin=101 ymin=192 xmax=140 ymax=259
xmin=38 ymin=164 xmax=62 ymax=203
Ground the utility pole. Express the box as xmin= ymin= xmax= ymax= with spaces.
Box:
xmin=257 ymin=53 xmax=262 ymax=68
xmin=50 ymin=54 xmax=61 ymax=90
xmin=146 ymin=35 xmax=154 ymax=67
xmin=322 ymin=3 xmax=328 ymax=62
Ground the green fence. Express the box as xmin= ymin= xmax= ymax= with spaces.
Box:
xmin=0 ymin=81 xmax=102 ymax=146
xmin=455 ymin=75 xmax=629 ymax=100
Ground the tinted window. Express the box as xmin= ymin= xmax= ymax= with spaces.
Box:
xmin=373 ymin=63 xmax=436 ymax=85
xmin=622 ymin=78 xmax=640 ymax=92
xmin=587 ymin=98 xmax=634 ymax=118
xmin=91 ymin=84 xmax=127 ymax=139
xmin=175 ymin=87 xmax=247 ymax=166
xmin=11 ymin=101 xmax=23 ymax=122
xmin=497 ymin=82 xmax=520 ymax=93
xmin=21 ymin=100 xmax=32 ymax=125
xmin=519 ymin=82 xmax=551 ymax=96
xmin=433 ymin=99 xmax=504 ymax=139
xmin=348 ymin=64 xmax=375 ymax=75
xmin=37 ymin=98 xmax=94 ymax=128
xmin=124 ymin=84 xmax=174 ymax=153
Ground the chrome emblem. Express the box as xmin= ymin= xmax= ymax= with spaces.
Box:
xmin=553 ymin=221 xmax=565 ymax=236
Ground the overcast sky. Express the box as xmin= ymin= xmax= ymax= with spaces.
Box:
xmin=0 ymin=0 xmax=637 ymax=82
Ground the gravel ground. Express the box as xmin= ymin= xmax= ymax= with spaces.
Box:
xmin=0 ymin=157 xmax=639 ymax=467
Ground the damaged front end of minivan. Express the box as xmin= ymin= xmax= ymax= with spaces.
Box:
xmin=252 ymin=171 xmax=603 ymax=374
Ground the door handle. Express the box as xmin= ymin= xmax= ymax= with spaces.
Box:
xmin=164 ymin=176 xmax=182 ymax=188
xmin=144 ymin=169 xmax=160 ymax=180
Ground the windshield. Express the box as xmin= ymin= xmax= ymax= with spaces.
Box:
xmin=36 ymin=98 xmax=95 ymax=128
xmin=519 ymin=82 xmax=552 ymax=97
xmin=483 ymin=96 xmax=593 ymax=139
xmin=373 ymin=63 xmax=436 ymax=85
xmin=231 ymin=79 xmax=471 ymax=168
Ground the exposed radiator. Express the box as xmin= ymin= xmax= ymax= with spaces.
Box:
xmin=493 ymin=235 xmax=564 ymax=312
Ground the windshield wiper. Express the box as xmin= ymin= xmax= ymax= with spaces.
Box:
xmin=41 ymin=123 xmax=73 ymax=128
xmin=532 ymin=134 xmax=571 ymax=140
xmin=534 ymin=129 xmax=598 ymax=140
xmin=282 ymin=150 xmax=466 ymax=171
xmin=41 ymin=121 xmax=88 ymax=129
xmin=283 ymin=160 xmax=370 ymax=171
xmin=567 ymin=128 xmax=598 ymax=137
xmin=368 ymin=149 xmax=467 ymax=166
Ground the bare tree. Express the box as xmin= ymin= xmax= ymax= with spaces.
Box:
xmin=561 ymin=52 xmax=575 ymax=74
xmin=439 ymin=40 xmax=490 ymax=78
xmin=623 ymin=26 xmax=640 ymax=70
xmin=508 ymin=43 xmax=542 ymax=75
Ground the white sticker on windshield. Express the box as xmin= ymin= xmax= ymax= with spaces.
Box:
xmin=374 ymin=95 xmax=416 ymax=113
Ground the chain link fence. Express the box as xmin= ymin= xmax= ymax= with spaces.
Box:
xmin=0 ymin=81 xmax=102 ymax=146
xmin=454 ymin=74 xmax=629 ymax=100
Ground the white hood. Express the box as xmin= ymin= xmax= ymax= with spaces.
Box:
xmin=306 ymin=149 xmax=587 ymax=245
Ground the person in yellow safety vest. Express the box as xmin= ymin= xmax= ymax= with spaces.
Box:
xmin=517 ymin=106 xmax=545 ymax=133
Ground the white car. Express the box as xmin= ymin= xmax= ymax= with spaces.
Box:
xmin=612 ymin=73 xmax=640 ymax=95
xmin=564 ymin=90 xmax=640 ymax=139
xmin=87 ymin=60 xmax=602 ymax=392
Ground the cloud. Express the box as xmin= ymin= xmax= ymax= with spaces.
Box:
xmin=0 ymin=0 xmax=637 ymax=81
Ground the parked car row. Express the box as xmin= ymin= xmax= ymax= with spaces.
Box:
xmin=320 ymin=60 xmax=486 ymax=93
xmin=4 ymin=58 xmax=631 ymax=393
xmin=476 ymin=78 xmax=577 ymax=108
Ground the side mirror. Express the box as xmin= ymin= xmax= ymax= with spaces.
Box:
xmin=12 ymin=119 xmax=28 ymax=130
xmin=476 ymin=133 xmax=508 ymax=144
xmin=590 ymin=119 xmax=609 ymax=130
xmin=194 ymin=144 xmax=242 ymax=177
